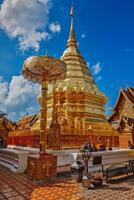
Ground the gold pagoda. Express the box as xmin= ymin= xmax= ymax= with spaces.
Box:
xmin=31 ymin=4 xmax=119 ymax=148
xmin=8 ymin=4 xmax=119 ymax=149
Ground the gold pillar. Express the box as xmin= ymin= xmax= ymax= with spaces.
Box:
xmin=40 ymin=75 xmax=48 ymax=154
xmin=26 ymin=74 xmax=57 ymax=180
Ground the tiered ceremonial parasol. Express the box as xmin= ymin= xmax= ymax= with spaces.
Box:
xmin=22 ymin=55 xmax=66 ymax=180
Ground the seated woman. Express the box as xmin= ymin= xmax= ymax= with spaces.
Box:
xmin=99 ymin=144 xmax=106 ymax=151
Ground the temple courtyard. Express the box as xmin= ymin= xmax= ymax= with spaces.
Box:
xmin=0 ymin=164 xmax=134 ymax=200
xmin=0 ymin=1 xmax=133 ymax=200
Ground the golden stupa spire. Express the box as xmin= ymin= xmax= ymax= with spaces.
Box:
xmin=67 ymin=0 xmax=77 ymax=48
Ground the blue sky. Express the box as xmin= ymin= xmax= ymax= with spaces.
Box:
xmin=0 ymin=0 xmax=133 ymax=121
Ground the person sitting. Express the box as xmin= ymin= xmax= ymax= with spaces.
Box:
xmin=128 ymin=141 xmax=134 ymax=149
xmin=83 ymin=141 xmax=88 ymax=150
xmin=83 ymin=141 xmax=93 ymax=152
xmin=87 ymin=142 xmax=93 ymax=152
xmin=108 ymin=146 xmax=112 ymax=151
xmin=92 ymin=143 xmax=98 ymax=152
xmin=99 ymin=144 xmax=106 ymax=151
xmin=2 ymin=140 xmax=7 ymax=148
xmin=0 ymin=137 xmax=7 ymax=148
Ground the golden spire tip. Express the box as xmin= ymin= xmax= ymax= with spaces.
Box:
xmin=70 ymin=0 xmax=75 ymax=17
xmin=67 ymin=0 xmax=77 ymax=48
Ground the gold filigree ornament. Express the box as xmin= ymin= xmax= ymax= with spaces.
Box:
xmin=42 ymin=161 xmax=52 ymax=177
xmin=29 ymin=160 xmax=35 ymax=176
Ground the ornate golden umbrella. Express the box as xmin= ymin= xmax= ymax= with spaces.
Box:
xmin=23 ymin=56 xmax=66 ymax=84
xmin=22 ymin=56 xmax=66 ymax=154
xmin=22 ymin=55 xmax=66 ymax=180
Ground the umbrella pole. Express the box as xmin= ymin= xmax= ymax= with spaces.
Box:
xmin=40 ymin=75 xmax=48 ymax=154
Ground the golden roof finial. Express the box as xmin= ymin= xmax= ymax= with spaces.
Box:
xmin=120 ymin=85 xmax=123 ymax=91
xmin=126 ymin=83 xmax=129 ymax=89
xmin=67 ymin=0 xmax=77 ymax=48
xmin=70 ymin=0 xmax=75 ymax=19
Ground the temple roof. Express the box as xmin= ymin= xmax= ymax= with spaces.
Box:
xmin=108 ymin=86 xmax=134 ymax=122
xmin=0 ymin=116 xmax=14 ymax=131
xmin=124 ymin=90 xmax=134 ymax=104
xmin=126 ymin=86 xmax=134 ymax=101
xmin=16 ymin=114 xmax=38 ymax=130
xmin=0 ymin=118 xmax=7 ymax=129
xmin=0 ymin=111 xmax=7 ymax=118
xmin=124 ymin=117 xmax=134 ymax=124
xmin=115 ymin=116 xmax=134 ymax=131
xmin=113 ymin=87 xmax=134 ymax=111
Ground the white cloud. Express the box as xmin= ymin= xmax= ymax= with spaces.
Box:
xmin=49 ymin=22 xmax=61 ymax=33
xmin=0 ymin=0 xmax=61 ymax=51
xmin=0 ymin=77 xmax=8 ymax=105
xmin=96 ymin=76 xmax=102 ymax=81
xmin=92 ymin=62 xmax=102 ymax=75
xmin=81 ymin=33 xmax=86 ymax=39
xmin=0 ymin=75 xmax=40 ymax=121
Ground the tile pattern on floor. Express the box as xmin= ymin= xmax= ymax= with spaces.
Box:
xmin=0 ymin=165 xmax=84 ymax=200
xmin=0 ymin=165 xmax=134 ymax=200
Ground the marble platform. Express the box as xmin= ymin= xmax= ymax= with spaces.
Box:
xmin=0 ymin=148 xmax=29 ymax=173
xmin=5 ymin=146 xmax=134 ymax=174
xmin=7 ymin=145 xmax=78 ymax=174
xmin=75 ymin=149 xmax=134 ymax=173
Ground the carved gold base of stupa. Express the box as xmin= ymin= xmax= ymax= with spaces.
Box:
xmin=27 ymin=153 xmax=57 ymax=181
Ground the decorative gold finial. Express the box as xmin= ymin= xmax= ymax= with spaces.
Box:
xmin=126 ymin=83 xmax=129 ymax=89
xmin=120 ymin=86 xmax=123 ymax=91
xmin=70 ymin=0 xmax=75 ymax=18
xmin=67 ymin=0 xmax=77 ymax=48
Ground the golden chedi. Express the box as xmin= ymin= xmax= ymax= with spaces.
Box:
xmin=32 ymin=4 xmax=118 ymax=149
xmin=9 ymin=4 xmax=119 ymax=149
